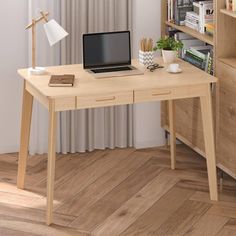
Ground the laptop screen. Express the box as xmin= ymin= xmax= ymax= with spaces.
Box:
xmin=83 ymin=31 xmax=131 ymax=69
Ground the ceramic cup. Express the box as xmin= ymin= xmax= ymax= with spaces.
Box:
xmin=168 ymin=63 xmax=180 ymax=73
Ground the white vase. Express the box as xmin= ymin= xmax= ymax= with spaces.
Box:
xmin=162 ymin=50 xmax=177 ymax=64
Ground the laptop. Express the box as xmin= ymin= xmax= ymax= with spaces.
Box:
xmin=83 ymin=31 xmax=143 ymax=78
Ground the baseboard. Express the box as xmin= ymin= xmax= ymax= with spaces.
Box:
xmin=134 ymin=139 xmax=165 ymax=149
xmin=0 ymin=145 xmax=19 ymax=154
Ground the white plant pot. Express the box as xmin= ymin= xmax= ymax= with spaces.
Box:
xmin=162 ymin=50 xmax=177 ymax=64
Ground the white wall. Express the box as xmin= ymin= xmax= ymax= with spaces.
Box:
xmin=132 ymin=0 xmax=165 ymax=148
xmin=0 ymin=1 xmax=28 ymax=153
xmin=0 ymin=0 xmax=164 ymax=154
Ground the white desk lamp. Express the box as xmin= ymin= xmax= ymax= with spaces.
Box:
xmin=26 ymin=11 xmax=68 ymax=75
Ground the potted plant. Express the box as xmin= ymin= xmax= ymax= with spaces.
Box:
xmin=154 ymin=36 xmax=183 ymax=63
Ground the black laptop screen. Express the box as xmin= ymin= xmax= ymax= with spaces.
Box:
xmin=83 ymin=31 xmax=131 ymax=69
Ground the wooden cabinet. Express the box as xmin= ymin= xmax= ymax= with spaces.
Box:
xmin=161 ymin=0 xmax=236 ymax=179
xmin=216 ymin=62 xmax=236 ymax=177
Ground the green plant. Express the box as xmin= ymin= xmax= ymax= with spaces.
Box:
xmin=153 ymin=36 xmax=183 ymax=51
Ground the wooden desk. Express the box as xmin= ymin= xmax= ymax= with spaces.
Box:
xmin=17 ymin=58 xmax=218 ymax=225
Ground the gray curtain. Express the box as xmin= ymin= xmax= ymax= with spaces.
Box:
xmin=58 ymin=0 xmax=133 ymax=153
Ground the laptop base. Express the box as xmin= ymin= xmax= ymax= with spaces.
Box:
xmin=87 ymin=65 xmax=144 ymax=79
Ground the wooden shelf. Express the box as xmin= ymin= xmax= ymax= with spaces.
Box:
xmin=218 ymin=57 xmax=236 ymax=68
xmin=165 ymin=21 xmax=214 ymax=45
xmin=220 ymin=9 xmax=236 ymax=18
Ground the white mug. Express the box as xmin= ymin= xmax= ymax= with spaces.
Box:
xmin=168 ymin=63 xmax=180 ymax=72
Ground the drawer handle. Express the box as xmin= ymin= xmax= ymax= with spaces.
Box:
xmin=152 ymin=91 xmax=172 ymax=96
xmin=96 ymin=96 xmax=116 ymax=102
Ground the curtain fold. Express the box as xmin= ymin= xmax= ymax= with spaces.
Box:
xmin=59 ymin=0 xmax=134 ymax=154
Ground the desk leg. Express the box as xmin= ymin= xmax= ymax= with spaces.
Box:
xmin=46 ymin=100 xmax=57 ymax=225
xmin=168 ymin=100 xmax=176 ymax=170
xmin=200 ymin=85 xmax=218 ymax=201
xmin=17 ymin=84 xmax=33 ymax=189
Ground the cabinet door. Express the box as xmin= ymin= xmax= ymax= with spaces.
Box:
xmin=217 ymin=61 xmax=236 ymax=174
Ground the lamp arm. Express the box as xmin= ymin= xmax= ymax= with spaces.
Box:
xmin=25 ymin=11 xmax=49 ymax=29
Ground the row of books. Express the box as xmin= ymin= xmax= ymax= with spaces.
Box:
xmin=167 ymin=0 xmax=214 ymax=35
xmin=167 ymin=0 xmax=194 ymax=25
xmin=175 ymin=32 xmax=214 ymax=75
xmin=226 ymin=0 xmax=236 ymax=11
xmin=185 ymin=1 xmax=214 ymax=34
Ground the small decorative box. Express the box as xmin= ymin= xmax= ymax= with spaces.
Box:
xmin=139 ymin=50 xmax=154 ymax=66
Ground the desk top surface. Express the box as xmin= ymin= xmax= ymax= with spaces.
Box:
xmin=18 ymin=58 xmax=217 ymax=98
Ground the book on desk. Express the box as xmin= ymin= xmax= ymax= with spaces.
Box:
xmin=48 ymin=74 xmax=75 ymax=87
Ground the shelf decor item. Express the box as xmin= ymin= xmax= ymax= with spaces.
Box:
xmin=154 ymin=36 xmax=183 ymax=63
xmin=26 ymin=11 xmax=68 ymax=75
xmin=139 ymin=38 xmax=154 ymax=65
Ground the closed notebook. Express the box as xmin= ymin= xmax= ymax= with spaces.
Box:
xmin=48 ymin=74 xmax=75 ymax=87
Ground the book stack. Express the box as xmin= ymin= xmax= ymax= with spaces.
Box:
xmin=185 ymin=11 xmax=200 ymax=30
xmin=183 ymin=45 xmax=214 ymax=74
xmin=175 ymin=32 xmax=213 ymax=74
xmin=168 ymin=0 xmax=194 ymax=25
xmin=192 ymin=1 xmax=214 ymax=34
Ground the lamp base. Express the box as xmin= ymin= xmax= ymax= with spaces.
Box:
xmin=28 ymin=67 xmax=46 ymax=75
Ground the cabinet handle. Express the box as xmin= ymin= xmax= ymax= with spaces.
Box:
xmin=152 ymin=91 xmax=172 ymax=96
xmin=96 ymin=96 xmax=116 ymax=102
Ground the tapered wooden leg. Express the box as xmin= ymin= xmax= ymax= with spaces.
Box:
xmin=17 ymin=84 xmax=33 ymax=189
xmin=169 ymin=100 xmax=176 ymax=170
xmin=46 ymin=100 xmax=57 ymax=225
xmin=200 ymin=85 xmax=218 ymax=201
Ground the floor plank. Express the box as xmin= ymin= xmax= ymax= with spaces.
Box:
xmin=0 ymin=214 xmax=88 ymax=236
xmin=91 ymin=171 xmax=179 ymax=236
xmin=55 ymin=150 xmax=151 ymax=216
xmin=208 ymin=204 xmax=236 ymax=219
xmin=216 ymin=227 xmax=236 ymax=236
xmin=0 ymin=202 xmax=75 ymax=227
xmin=184 ymin=211 xmax=228 ymax=236
xmin=70 ymin=157 xmax=165 ymax=231
xmin=152 ymin=200 xmax=211 ymax=236
xmin=121 ymin=187 xmax=195 ymax=236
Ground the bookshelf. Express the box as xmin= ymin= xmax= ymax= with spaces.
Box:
xmin=220 ymin=9 xmax=236 ymax=18
xmin=161 ymin=0 xmax=236 ymax=180
xmin=218 ymin=57 xmax=236 ymax=69
xmin=165 ymin=21 xmax=214 ymax=45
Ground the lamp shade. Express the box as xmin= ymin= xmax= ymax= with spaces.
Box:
xmin=44 ymin=19 xmax=68 ymax=46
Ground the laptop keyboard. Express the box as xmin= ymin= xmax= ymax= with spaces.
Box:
xmin=91 ymin=66 xmax=133 ymax=73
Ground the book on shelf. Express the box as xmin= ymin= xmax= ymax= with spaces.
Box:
xmin=167 ymin=0 xmax=214 ymax=35
xmin=193 ymin=1 xmax=214 ymax=34
xmin=167 ymin=0 xmax=194 ymax=25
xmin=204 ymin=23 xmax=214 ymax=36
xmin=183 ymin=47 xmax=213 ymax=74
xmin=185 ymin=11 xmax=200 ymax=30
xmin=184 ymin=53 xmax=205 ymax=69
xmin=174 ymin=32 xmax=213 ymax=74
xmin=190 ymin=45 xmax=213 ymax=59
xmin=48 ymin=74 xmax=75 ymax=87
xmin=180 ymin=38 xmax=205 ymax=58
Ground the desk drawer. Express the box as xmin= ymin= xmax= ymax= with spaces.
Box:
xmin=134 ymin=88 xmax=173 ymax=103
xmin=77 ymin=91 xmax=133 ymax=109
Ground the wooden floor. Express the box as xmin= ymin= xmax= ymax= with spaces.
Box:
xmin=1 ymin=145 xmax=236 ymax=236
